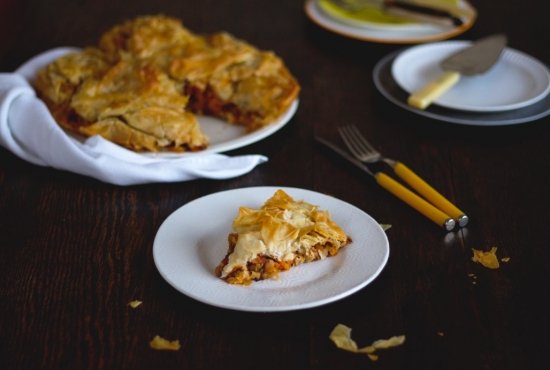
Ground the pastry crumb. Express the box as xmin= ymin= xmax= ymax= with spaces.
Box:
xmin=471 ymin=247 xmax=500 ymax=269
xmin=329 ymin=324 xmax=405 ymax=361
xmin=128 ymin=300 xmax=142 ymax=308
xmin=149 ymin=335 xmax=181 ymax=351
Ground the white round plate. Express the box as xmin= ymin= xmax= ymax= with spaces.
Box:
xmin=392 ymin=41 xmax=550 ymax=112
xmin=304 ymin=0 xmax=476 ymax=44
xmin=373 ymin=50 xmax=550 ymax=126
xmin=15 ymin=47 xmax=298 ymax=157
xmin=153 ymin=186 xmax=390 ymax=312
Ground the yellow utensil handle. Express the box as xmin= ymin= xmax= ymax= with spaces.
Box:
xmin=393 ymin=161 xmax=466 ymax=221
xmin=375 ymin=172 xmax=455 ymax=230
xmin=407 ymin=71 xmax=460 ymax=110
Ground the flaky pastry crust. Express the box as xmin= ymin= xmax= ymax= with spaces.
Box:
xmin=215 ymin=189 xmax=351 ymax=285
xmin=34 ymin=15 xmax=300 ymax=152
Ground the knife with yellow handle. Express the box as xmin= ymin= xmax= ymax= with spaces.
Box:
xmin=388 ymin=160 xmax=468 ymax=226
xmin=375 ymin=171 xmax=456 ymax=230
xmin=316 ymin=137 xmax=457 ymax=230
xmin=407 ymin=34 xmax=507 ymax=110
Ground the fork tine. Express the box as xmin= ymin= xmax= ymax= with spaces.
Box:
xmin=339 ymin=126 xmax=369 ymax=159
xmin=338 ymin=126 xmax=363 ymax=159
xmin=339 ymin=125 xmax=378 ymax=162
xmin=342 ymin=126 xmax=370 ymax=156
xmin=347 ymin=125 xmax=378 ymax=155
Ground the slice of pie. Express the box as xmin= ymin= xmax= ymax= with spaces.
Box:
xmin=35 ymin=48 xmax=208 ymax=152
xmin=33 ymin=15 xmax=300 ymax=152
xmin=215 ymin=189 xmax=351 ymax=285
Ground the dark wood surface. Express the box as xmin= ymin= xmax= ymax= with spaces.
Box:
xmin=1 ymin=1 xmax=549 ymax=369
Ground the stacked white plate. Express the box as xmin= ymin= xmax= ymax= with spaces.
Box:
xmin=373 ymin=41 xmax=550 ymax=125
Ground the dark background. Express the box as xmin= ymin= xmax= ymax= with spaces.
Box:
xmin=1 ymin=1 xmax=549 ymax=369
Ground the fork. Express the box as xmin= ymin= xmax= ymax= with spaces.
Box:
xmin=338 ymin=125 xmax=468 ymax=228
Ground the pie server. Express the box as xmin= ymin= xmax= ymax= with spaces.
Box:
xmin=407 ymin=34 xmax=507 ymax=110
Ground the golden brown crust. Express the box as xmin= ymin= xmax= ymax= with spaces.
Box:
xmin=215 ymin=190 xmax=351 ymax=285
xmin=34 ymin=15 xmax=300 ymax=152
xmin=169 ymin=31 xmax=300 ymax=131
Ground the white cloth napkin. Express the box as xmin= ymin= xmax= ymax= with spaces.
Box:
xmin=0 ymin=48 xmax=268 ymax=185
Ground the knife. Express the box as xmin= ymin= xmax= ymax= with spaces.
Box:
xmin=407 ymin=34 xmax=507 ymax=110
xmin=316 ymin=137 xmax=456 ymax=231
xmin=328 ymin=0 xmax=464 ymax=26
xmin=383 ymin=0 xmax=464 ymax=26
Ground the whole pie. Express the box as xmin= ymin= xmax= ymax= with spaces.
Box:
xmin=215 ymin=189 xmax=351 ymax=285
xmin=34 ymin=15 xmax=300 ymax=152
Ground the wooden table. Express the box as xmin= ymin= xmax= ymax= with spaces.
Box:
xmin=1 ymin=1 xmax=549 ymax=369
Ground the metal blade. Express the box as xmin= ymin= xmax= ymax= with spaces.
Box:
xmin=315 ymin=137 xmax=374 ymax=176
xmin=441 ymin=34 xmax=507 ymax=75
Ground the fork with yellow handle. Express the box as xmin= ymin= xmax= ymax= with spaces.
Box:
xmin=316 ymin=136 xmax=462 ymax=231
xmin=337 ymin=125 xmax=469 ymax=229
